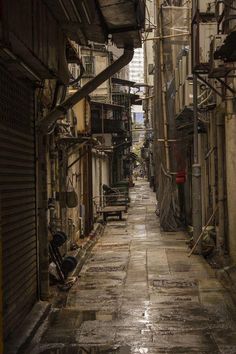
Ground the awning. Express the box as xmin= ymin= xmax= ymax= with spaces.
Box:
xmin=112 ymin=77 xmax=136 ymax=86
xmin=45 ymin=0 xmax=145 ymax=48
xmin=90 ymin=101 xmax=124 ymax=110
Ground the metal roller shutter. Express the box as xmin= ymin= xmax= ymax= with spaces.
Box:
xmin=0 ymin=66 xmax=38 ymax=339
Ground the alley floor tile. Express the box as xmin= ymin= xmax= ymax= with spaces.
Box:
xmin=27 ymin=181 xmax=236 ymax=354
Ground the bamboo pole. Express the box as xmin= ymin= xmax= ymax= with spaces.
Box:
xmin=188 ymin=206 xmax=218 ymax=257
xmin=144 ymin=32 xmax=190 ymax=41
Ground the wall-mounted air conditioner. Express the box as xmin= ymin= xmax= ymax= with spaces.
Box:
xmin=209 ymin=34 xmax=229 ymax=77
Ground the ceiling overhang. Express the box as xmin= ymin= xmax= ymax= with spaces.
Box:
xmin=44 ymin=0 xmax=145 ymax=48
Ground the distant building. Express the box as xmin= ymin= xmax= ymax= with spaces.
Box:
xmin=129 ymin=47 xmax=144 ymax=84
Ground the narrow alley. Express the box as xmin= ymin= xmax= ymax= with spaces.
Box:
xmin=28 ymin=181 xmax=236 ymax=354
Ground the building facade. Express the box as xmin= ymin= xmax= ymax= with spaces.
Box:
xmin=0 ymin=1 xmax=145 ymax=349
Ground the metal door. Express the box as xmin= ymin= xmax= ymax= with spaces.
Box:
xmin=0 ymin=66 xmax=38 ymax=339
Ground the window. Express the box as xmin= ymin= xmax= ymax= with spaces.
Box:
xmin=83 ymin=55 xmax=95 ymax=76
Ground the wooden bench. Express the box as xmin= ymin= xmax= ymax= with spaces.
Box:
xmin=100 ymin=206 xmax=126 ymax=222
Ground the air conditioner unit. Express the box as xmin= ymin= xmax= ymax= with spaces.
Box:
xmin=208 ymin=34 xmax=230 ymax=77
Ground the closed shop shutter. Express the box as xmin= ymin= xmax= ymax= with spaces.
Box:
xmin=0 ymin=66 xmax=38 ymax=339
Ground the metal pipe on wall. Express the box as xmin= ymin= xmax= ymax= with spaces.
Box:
xmin=225 ymin=95 xmax=236 ymax=261
xmin=192 ymin=73 xmax=202 ymax=253
xmin=159 ymin=4 xmax=170 ymax=172
xmin=216 ymin=111 xmax=225 ymax=254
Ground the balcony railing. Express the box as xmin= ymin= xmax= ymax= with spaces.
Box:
xmin=91 ymin=118 xmax=125 ymax=134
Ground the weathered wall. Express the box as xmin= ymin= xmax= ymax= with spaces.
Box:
xmin=225 ymin=111 xmax=236 ymax=261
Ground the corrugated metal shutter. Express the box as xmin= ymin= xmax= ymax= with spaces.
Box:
xmin=0 ymin=66 xmax=38 ymax=339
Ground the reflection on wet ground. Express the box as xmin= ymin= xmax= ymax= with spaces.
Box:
xmin=28 ymin=181 xmax=236 ymax=354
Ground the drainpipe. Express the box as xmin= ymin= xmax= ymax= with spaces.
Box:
xmin=225 ymin=94 xmax=236 ymax=261
xmin=192 ymin=73 xmax=202 ymax=254
xmin=40 ymin=49 xmax=134 ymax=133
xmin=216 ymin=110 xmax=225 ymax=254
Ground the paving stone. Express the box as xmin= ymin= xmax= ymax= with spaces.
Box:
xmin=29 ymin=181 xmax=236 ymax=354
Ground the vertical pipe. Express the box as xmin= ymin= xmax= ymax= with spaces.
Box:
xmin=153 ymin=0 xmax=159 ymax=195
xmin=216 ymin=111 xmax=225 ymax=254
xmin=192 ymin=73 xmax=202 ymax=253
xmin=99 ymin=155 xmax=103 ymax=207
xmin=225 ymin=97 xmax=236 ymax=261
xmin=159 ymin=6 xmax=170 ymax=171
xmin=193 ymin=74 xmax=199 ymax=164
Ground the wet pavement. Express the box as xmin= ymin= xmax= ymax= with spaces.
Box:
xmin=28 ymin=181 xmax=236 ymax=353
